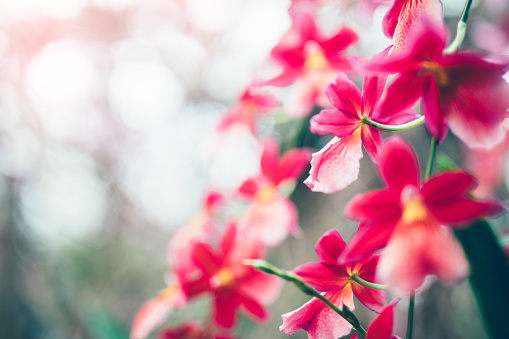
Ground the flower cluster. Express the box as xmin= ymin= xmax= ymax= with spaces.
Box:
xmin=131 ymin=0 xmax=509 ymax=338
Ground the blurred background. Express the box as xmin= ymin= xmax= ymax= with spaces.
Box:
xmin=0 ymin=0 xmax=508 ymax=338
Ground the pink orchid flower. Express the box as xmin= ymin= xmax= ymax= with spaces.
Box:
xmin=382 ymin=0 xmax=442 ymax=50
xmin=304 ymin=48 xmax=418 ymax=193
xmin=218 ymin=86 xmax=279 ymax=134
xmin=238 ymin=139 xmax=310 ymax=246
xmin=131 ymin=192 xmax=226 ymax=339
xmin=188 ymin=223 xmax=283 ymax=329
xmin=263 ymin=7 xmax=358 ymax=117
xmin=280 ymin=229 xmax=386 ymax=339
xmin=373 ymin=18 xmax=509 ymax=149
xmin=351 ymin=300 xmax=400 ymax=339
xmin=342 ymin=136 xmax=504 ymax=293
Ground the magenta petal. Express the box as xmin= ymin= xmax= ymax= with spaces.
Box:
xmin=361 ymin=126 xmax=383 ymax=162
xmin=422 ymin=76 xmax=447 ymax=143
xmin=341 ymin=221 xmax=396 ymax=263
xmin=420 ymin=171 xmax=478 ymax=202
xmin=237 ymin=270 xmax=284 ymax=306
xmin=293 ymin=262 xmax=349 ymax=292
xmin=428 ymin=198 xmax=505 ymax=226
xmin=383 ymin=109 xmax=420 ymax=125
xmin=407 ymin=15 xmax=446 ymax=60
xmin=280 ymin=290 xmax=354 ymax=339
xmin=367 ymin=300 xmax=399 ymax=339
xmin=345 ymin=190 xmax=402 ymax=222
xmin=382 ymin=0 xmax=406 ymax=38
xmin=261 ymin=139 xmax=280 ymax=183
xmin=378 ymin=136 xmax=420 ymax=190
xmin=304 ymin=135 xmax=363 ymax=193
xmin=310 ymin=109 xmax=361 ymax=137
xmin=325 ymin=73 xmax=362 ymax=114
xmin=375 ymin=73 xmax=424 ymax=123
xmin=274 ymin=148 xmax=311 ymax=185
xmin=191 ymin=243 xmax=222 ymax=276
xmin=352 ymin=283 xmax=386 ymax=313
xmin=321 ymin=26 xmax=359 ymax=55
xmin=263 ymin=68 xmax=302 ymax=87
xmin=215 ymin=291 xmax=238 ymax=328
xmin=362 ymin=46 xmax=391 ymax=116
xmin=315 ymin=229 xmax=348 ymax=265
xmin=240 ymin=294 xmax=268 ymax=321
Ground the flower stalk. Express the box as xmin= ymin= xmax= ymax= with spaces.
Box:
xmin=349 ymin=273 xmax=388 ymax=290
xmin=245 ymin=259 xmax=368 ymax=338
xmin=362 ymin=116 xmax=424 ymax=132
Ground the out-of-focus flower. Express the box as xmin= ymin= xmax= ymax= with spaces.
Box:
xmin=218 ymin=86 xmax=279 ymax=135
xmin=159 ymin=322 xmax=236 ymax=339
xmin=304 ymin=47 xmax=418 ymax=193
xmin=343 ymin=136 xmax=504 ymax=293
xmin=382 ymin=0 xmax=442 ymax=50
xmin=131 ymin=284 xmax=188 ymax=339
xmin=351 ymin=300 xmax=400 ymax=339
xmin=373 ymin=18 xmax=509 ymax=149
xmin=262 ymin=6 xmax=359 ymax=117
xmin=238 ymin=139 xmax=310 ymax=246
xmin=188 ymin=223 xmax=283 ymax=329
xmin=279 ymin=229 xmax=385 ymax=339
xmin=465 ymin=122 xmax=509 ymax=197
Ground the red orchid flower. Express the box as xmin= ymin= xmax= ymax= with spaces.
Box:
xmin=280 ymin=229 xmax=386 ymax=339
xmin=351 ymin=300 xmax=400 ymax=339
xmin=187 ymin=223 xmax=283 ymax=329
xmin=383 ymin=0 xmax=442 ymax=50
xmin=342 ymin=136 xmax=504 ymax=293
xmin=238 ymin=139 xmax=310 ymax=246
xmin=218 ymin=86 xmax=279 ymax=134
xmin=373 ymin=18 xmax=509 ymax=149
xmin=304 ymin=47 xmax=418 ymax=193
xmin=263 ymin=7 xmax=358 ymax=117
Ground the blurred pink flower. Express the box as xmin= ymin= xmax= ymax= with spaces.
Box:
xmin=238 ymin=139 xmax=310 ymax=246
xmin=218 ymin=86 xmax=279 ymax=134
xmin=188 ymin=223 xmax=283 ymax=328
xmin=280 ymin=229 xmax=386 ymax=339
xmin=263 ymin=7 xmax=359 ymax=117
xmin=343 ymin=136 xmax=504 ymax=293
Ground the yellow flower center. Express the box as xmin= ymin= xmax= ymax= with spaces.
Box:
xmin=422 ymin=61 xmax=449 ymax=87
xmin=305 ymin=50 xmax=328 ymax=70
xmin=255 ymin=183 xmax=277 ymax=203
xmin=210 ymin=268 xmax=235 ymax=288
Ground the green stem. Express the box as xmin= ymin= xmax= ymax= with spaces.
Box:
xmin=245 ymin=259 xmax=367 ymax=338
xmin=362 ymin=116 xmax=424 ymax=132
xmin=444 ymin=0 xmax=474 ymax=54
xmin=406 ymin=292 xmax=415 ymax=339
xmin=350 ymin=274 xmax=388 ymax=290
xmin=425 ymin=137 xmax=438 ymax=180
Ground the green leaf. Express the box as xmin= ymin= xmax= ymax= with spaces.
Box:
xmin=454 ymin=219 xmax=509 ymax=339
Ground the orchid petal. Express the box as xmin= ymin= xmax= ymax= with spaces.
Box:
xmin=341 ymin=221 xmax=397 ymax=263
xmin=378 ymin=136 xmax=420 ymax=190
xmin=315 ymin=229 xmax=348 ymax=265
xmin=325 ymin=73 xmax=362 ymax=114
xmin=310 ymin=109 xmax=361 ymax=137
xmin=293 ymin=262 xmax=350 ymax=292
xmin=422 ymin=76 xmax=448 ymax=143
xmin=304 ymin=135 xmax=363 ymax=193
xmin=345 ymin=190 xmax=402 ymax=222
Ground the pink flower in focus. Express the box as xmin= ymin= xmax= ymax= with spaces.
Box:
xmin=280 ymin=229 xmax=386 ymax=339
xmin=382 ymin=0 xmax=442 ymax=50
xmin=304 ymin=48 xmax=418 ymax=193
xmin=188 ymin=223 xmax=283 ymax=329
xmin=263 ymin=7 xmax=358 ymax=117
xmin=218 ymin=86 xmax=279 ymax=134
xmin=342 ymin=136 xmax=504 ymax=293
xmin=373 ymin=18 xmax=509 ymax=149
xmin=351 ymin=300 xmax=400 ymax=339
xmin=238 ymin=139 xmax=310 ymax=246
